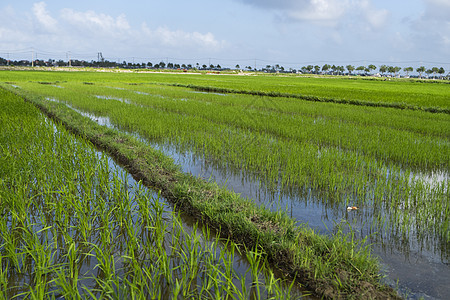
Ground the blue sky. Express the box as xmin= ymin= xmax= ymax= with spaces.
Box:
xmin=1 ymin=0 xmax=449 ymax=70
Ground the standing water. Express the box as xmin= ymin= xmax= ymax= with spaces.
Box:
xmin=44 ymin=95 xmax=449 ymax=299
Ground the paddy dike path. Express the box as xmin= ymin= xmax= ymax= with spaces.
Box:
xmin=4 ymin=85 xmax=402 ymax=300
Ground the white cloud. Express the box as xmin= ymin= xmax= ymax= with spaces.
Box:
xmin=0 ymin=2 xmax=225 ymax=57
xmin=286 ymin=0 xmax=348 ymax=23
xmin=236 ymin=0 xmax=389 ymax=29
xmin=60 ymin=9 xmax=131 ymax=33
xmin=32 ymin=2 xmax=58 ymax=31
xmin=236 ymin=0 xmax=348 ymax=23
xmin=409 ymin=0 xmax=450 ymax=52
xmin=141 ymin=24 xmax=223 ymax=50
xmin=356 ymin=0 xmax=389 ymax=29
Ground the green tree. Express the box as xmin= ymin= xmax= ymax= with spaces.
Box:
xmin=368 ymin=64 xmax=377 ymax=73
xmin=235 ymin=64 xmax=240 ymax=69
xmin=346 ymin=65 xmax=355 ymax=75
xmin=379 ymin=65 xmax=387 ymax=75
xmin=416 ymin=66 xmax=426 ymax=78
xmin=356 ymin=66 xmax=365 ymax=74
xmin=322 ymin=64 xmax=331 ymax=73
xmin=387 ymin=66 xmax=395 ymax=76
xmin=331 ymin=65 xmax=337 ymax=74
xmin=314 ymin=65 xmax=320 ymax=74
xmin=403 ymin=66 xmax=413 ymax=76
xmin=438 ymin=67 xmax=445 ymax=78
xmin=431 ymin=67 xmax=439 ymax=78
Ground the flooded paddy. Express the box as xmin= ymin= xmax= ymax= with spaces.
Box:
xmin=1 ymin=90 xmax=308 ymax=299
xmin=46 ymin=95 xmax=449 ymax=299
xmin=3 ymin=76 xmax=449 ymax=299
xmin=138 ymin=143 xmax=450 ymax=300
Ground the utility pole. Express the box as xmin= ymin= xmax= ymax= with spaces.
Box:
xmin=6 ymin=53 xmax=9 ymax=66
xmin=66 ymin=52 xmax=72 ymax=67
xmin=31 ymin=48 xmax=34 ymax=67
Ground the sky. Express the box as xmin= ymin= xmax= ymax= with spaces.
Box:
xmin=0 ymin=0 xmax=449 ymax=70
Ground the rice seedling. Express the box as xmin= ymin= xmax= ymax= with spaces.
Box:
xmin=1 ymin=87 xmax=309 ymax=299
xmin=7 ymin=78 xmax=447 ymax=256
xmin=4 ymin=69 xmax=446 ymax=298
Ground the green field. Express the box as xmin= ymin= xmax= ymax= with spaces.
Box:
xmin=0 ymin=88 xmax=308 ymax=299
xmin=2 ymin=69 xmax=448 ymax=298
xmin=4 ymin=70 xmax=449 ymax=111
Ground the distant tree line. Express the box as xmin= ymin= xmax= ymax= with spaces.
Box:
xmin=0 ymin=57 xmax=228 ymax=71
xmin=0 ymin=57 xmax=447 ymax=79
xmin=293 ymin=64 xmax=446 ymax=78
xmin=239 ymin=63 xmax=447 ymax=78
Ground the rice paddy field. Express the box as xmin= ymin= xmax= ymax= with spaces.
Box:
xmin=1 ymin=69 xmax=449 ymax=299
xmin=0 ymin=87 xmax=305 ymax=299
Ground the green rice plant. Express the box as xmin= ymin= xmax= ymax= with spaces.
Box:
xmin=1 ymin=75 xmax=424 ymax=298
xmin=6 ymin=87 xmax=304 ymax=299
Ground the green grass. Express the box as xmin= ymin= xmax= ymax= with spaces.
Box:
xmin=1 ymin=69 xmax=449 ymax=110
xmin=0 ymin=81 xmax=402 ymax=299
xmin=5 ymin=77 xmax=448 ymax=258
xmin=0 ymin=88 xmax=306 ymax=299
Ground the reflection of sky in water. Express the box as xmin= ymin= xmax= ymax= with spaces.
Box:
xmin=94 ymin=95 xmax=131 ymax=104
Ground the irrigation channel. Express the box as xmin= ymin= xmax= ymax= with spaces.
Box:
xmin=0 ymin=89 xmax=309 ymax=299
xmin=31 ymin=86 xmax=449 ymax=300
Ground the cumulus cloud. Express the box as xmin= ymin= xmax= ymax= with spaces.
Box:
xmin=141 ymin=24 xmax=223 ymax=50
xmin=235 ymin=0 xmax=389 ymax=29
xmin=32 ymin=1 xmax=58 ymax=32
xmin=237 ymin=0 xmax=347 ymax=23
xmin=0 ymin=2 xmax=224 ymax=57
xmin=356 ymin=0 xmax=389 ymax=30
xmin=410 ymin=0 xmax=450 ymax=50
xmin=287 ymin=0 xmax=348 ymax=23
xmin=60 ymin=9 xmax=131 ymax=33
